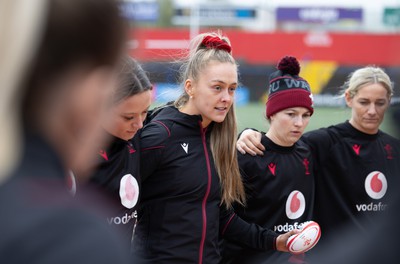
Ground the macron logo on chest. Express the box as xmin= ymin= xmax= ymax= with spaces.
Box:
xmin=99 ymin=149 xmax=108 ymax=161
xmin=127 ymin=144 xmax=136 ymax=154
xmin=181 ymin=143 xmax=189 ymax=154
xmin=268 ymin=162 xmax=276 ymax=176
xmin=352 ymin=144 xmax=361 ymax=155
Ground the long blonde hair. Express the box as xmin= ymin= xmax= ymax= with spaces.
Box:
xmin=175 ymin=32 xmax=245 ymax=208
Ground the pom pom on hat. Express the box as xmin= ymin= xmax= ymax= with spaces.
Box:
xmin=266 ymin=56 xmax=314 ymax=118
xmin=277 ymin=56 xmax=300 ymax=76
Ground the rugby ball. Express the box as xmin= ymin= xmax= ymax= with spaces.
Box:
xmin=286 ymin=221 xmax=321 ymax=255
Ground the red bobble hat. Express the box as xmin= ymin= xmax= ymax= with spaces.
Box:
xmin=266 ymin=56 xmax=314 ymax=118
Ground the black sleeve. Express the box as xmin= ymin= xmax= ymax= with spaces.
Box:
xmin=144 ymin=102 xmax=174 ymax=125
xmin=302 ymin=129 xmax=333 ymax=165
xmin=220 ymin=206 xmax=278 ymax=251
xmin=237 ymin=150 xmax=257 ymax=199
xmin=238 ymin=149 xmax=256 ymax=181
xmin=139 ymin=120 xmax=170 ymax=182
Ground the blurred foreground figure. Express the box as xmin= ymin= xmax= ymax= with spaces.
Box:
xmin=0 ymin=0 xmax=130 ymax=263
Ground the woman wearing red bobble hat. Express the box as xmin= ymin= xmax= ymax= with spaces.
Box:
xmin=223 ymin=56 xmax=317 ymax=264
xmin=266 ymin=56 xmax=314 ymax=118
xmin=132 ymin=32 xmax=297 ymax=263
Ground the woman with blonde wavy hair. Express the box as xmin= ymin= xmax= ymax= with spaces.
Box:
xmin=133 ymin=31 xmax=296 ymax=263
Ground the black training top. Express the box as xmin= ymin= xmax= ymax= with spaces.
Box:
xmin=303 ymin=121 xmax=400 ymax=244
xmin=88 ymin=133 xmax=141 ymax=245
xmin=133 ymin=106 xmax=278 ymax=264
xmin=223 ymin=135 xmax=315 ymax=264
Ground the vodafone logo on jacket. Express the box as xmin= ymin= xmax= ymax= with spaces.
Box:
xmin=364 ymin=171 xmax=387 ymax=200
xmin=286 ymin=190 xmax=306 ymax=220
xmin=356 ymin=171 xmax=388 ymax=212
xmin=119 ymin=174 xmax=139 ymax=209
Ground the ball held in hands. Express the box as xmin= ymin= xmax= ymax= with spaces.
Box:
xmin=286 ymin=221 xmax=321 ymax=255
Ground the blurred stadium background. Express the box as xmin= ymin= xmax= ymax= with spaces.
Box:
xmin=120 ymin=0 xmax=400 ymax=136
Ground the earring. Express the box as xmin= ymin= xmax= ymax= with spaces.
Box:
xmin=190 ymin=95 xmax=193 ymax=99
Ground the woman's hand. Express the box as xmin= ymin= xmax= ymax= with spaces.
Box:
xmin=275 ymin=229 xmax=299 ymax=252
xmin=237 ymin=129 xmax=264 ymax=156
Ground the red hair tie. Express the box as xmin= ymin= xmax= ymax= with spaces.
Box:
xmin=201 ymin=36 xmax=232 ymax=53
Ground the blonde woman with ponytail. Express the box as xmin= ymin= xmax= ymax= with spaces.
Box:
xmin=133 ymin=31 xmax=296 ymax=263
